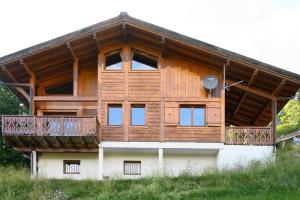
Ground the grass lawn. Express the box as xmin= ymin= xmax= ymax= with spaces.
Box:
xmin=0 ymin=147 xmax=300 ymax=200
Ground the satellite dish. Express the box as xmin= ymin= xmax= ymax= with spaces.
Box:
xmin=203 ymin=75 xmax=218 ymax=97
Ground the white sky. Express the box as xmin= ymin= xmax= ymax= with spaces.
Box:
xmin=0 ymin=0 xmax=299 ymax=75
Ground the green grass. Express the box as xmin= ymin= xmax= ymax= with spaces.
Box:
xmin=0 ymin=148 xmax=300 ymax=200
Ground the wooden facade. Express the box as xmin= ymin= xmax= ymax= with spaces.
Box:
xmin=0 ymin=13 xmax=300 ymax=152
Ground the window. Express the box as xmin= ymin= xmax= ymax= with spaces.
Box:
xmin=63 ymin=160 xmax=80 ymax=174
xmin=131 ymin=50 xmax=158 ymax=70
xmin=131 ymin=104 xmax=146 ymax=126
xmin=108 ymin=104 xmax=122 ymax=126
xmin=105 ymin=50 xmax=122 ymax=70
xmin=124 ymin=161 xmax=141 ymax=175
xmin=179 ymin=106 xmax=205 ymax=127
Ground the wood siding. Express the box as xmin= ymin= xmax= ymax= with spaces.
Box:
xmin=34 ymin=42 xmax=223 ymax=143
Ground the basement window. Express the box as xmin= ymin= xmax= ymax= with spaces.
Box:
xmin=180 ymin=106 xmax=205 ymax=127
xmin=108 ymin=104 xmax=123 ymax=126
xmin=64 ymin=160 xmax=80 ymax=174
xmin=105 ymin=50 xmax=123 ymax=70
xmin=131 ymin=50 xmax=158 ymax=70
xmin=131 ymin=104 xmax=146 ymax=126
xmin=124 ymin=161 xmax=141 ymax=175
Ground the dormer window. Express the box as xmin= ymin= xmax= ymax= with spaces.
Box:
xmin=105 ymin=50 xmax=123 ymax=70
xmin=131 ymin=50 xmax=158 ymax=70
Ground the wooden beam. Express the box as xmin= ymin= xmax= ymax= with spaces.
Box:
xmin=272 ymin=99 xmax=277 ymax=145
xmin=122 ymin=23 xmax=128 ymax=42
xmin=14 ymin=147 xmax=99 ymax=153
xmin=2 ymin=66 xmax=30 ymax=102
xmin=253 ymin=79 xmax=285 ymax=125
xmin=66 ymin=42 xmax=77 ymax=62
xmin=93 ymin=33 xmax=101 ymax=53
xmin=248 ymin=69 xmax=258 ymax=85
xmin=161 ymin=37 xmax=166 ymax=57
xmin=20 ymin=59 xmax=34 ymax=77
xmin=272 ymin=79 xmax=286 ymax=96
xmin=226 ymin=79 xmax=275 ymax=100
xmin=73 ymin=58 xmax=78 ymax=96
xmin=232 ymin=69 xmax=258 ymax=116
xmin=253 ymin=101 xmax=270 ymax=125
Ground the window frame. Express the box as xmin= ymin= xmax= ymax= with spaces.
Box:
xmin=104 ymin=49 xmax=124 ymax=71
xmin=63 ymin=160 xmax=80 ymax=174
xmin=179 ymin=105 xmax=206 ymax=127
xmin=107 ymin=104 xmax=123 ymax=126
xmin=130 ymin=104 xmax=147 ymax=126
xmin=130 ymin=49 xmax=159 ymax=71
xmin=123 ymin=161 xmax=142 ymax=175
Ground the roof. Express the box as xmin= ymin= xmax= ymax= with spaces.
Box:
xmin=0 ymin=12 xmax=299 ymax=126
xmin=0 ymin=12 xmax=299 ymax=82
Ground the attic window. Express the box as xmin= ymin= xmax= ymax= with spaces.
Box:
xmin=131 ymin=50 xmax=158 ymax=70
xmin=105 ymin=50 xmax=123 ymax=70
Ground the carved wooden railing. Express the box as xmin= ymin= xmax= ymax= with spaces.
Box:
xmin=1 ymin=116 xmax=98 ymax=136
xmin=225 ymin=126 xmax=272 ymax=145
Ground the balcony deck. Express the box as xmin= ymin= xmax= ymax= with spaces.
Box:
xmin=1 ymin=116 xmax=99 ymax=152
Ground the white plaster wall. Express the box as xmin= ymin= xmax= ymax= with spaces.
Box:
xmin=38 ymin=153 xmax=98 ymax=180
xmin=164 ymin=154 xmax=217 ymax=176
xmin=103 ymin=152 xmax=159 ymax=179
xmin=217 ymin=145 xmax=274 ymax=170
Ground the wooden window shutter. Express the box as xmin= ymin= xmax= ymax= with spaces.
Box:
xmin=206 ymin=102 xmax=221 ymax=126
xmin=165 ymin=102 xmax=178 ymax=125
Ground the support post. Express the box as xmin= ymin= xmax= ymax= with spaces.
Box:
xmin=73 ymin=59 xmax=79 ymax=96
xmin=158 ymin=148 xmax=164 ymax=175
xmin=272 ymin=99 xmax=277 ymax=147
xmin=98 ymin=146 xmax=104 ymax=180
xmin=31 ymin=151 xmax=37 ymax=179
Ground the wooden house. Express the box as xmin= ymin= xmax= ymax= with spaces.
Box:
xmin=1 ymin=12 xmax=299 ymax=179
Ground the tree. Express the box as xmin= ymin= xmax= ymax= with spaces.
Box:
xmin=0 ymin=84 xmax=29 ymax=167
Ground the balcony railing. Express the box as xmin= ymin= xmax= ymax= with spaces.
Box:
xmin=2 ymin=116 xmax=98 ymax=137
xmin=225 ymin=126 xmax=272 ymax=145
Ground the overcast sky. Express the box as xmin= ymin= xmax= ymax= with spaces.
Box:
xmin=0 ymin=0 xmax=299 ymax=75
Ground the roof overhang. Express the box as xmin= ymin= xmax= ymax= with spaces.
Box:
xmin=0 ymin=12 xmax=299 ymax=126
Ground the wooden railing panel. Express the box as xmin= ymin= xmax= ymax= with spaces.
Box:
xmin=2 ymin=116 xmax=97 ymax=137
xmin=225 ymin=126 xmax=272 ymax=145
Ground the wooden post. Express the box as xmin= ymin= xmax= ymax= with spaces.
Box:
xmin=30 ymin=75 xmax=36 ymax=115
xmin=73 ymin=58 xmax=79 ymax=96
xmin=97 ymin=53 xmax=102 ymax=140
xmin=272 ymin=99 xmax=277 ymax=146
xmin=220 ymin=63 xmax=226 ymax=143
xmin=124 ymin=46 xmax=129 ymax=142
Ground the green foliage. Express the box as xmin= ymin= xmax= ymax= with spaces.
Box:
xmin=0 ymin=150 xmax=300 ymax=200
xmin=277 ymin=122 xmax=300 ymax=137
xmin=278 ymin=99 xmax=300 ymax=125
xmin=0 ymin=84 xmax=29 ymax=167
xmin=276 ymin=90 xmax=300 ymax=136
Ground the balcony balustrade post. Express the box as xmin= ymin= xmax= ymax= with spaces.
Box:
xmin=33 ymin=116 xmax=36 ymax=135
xmin=61 ymin=117 xmax=64 ymax=136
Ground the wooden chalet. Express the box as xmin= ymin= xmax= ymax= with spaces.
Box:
xmin=0 ymin=12 xmax=299 ymax=179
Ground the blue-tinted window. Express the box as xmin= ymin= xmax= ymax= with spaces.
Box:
xmin=180 ymin=106 xmax=205 ymax=127
xmin=180 ymin=107 xmax=192 ymax=126
xmin=131 ymin=105 xmax=145 ymax=126
xmin=105 ymin=50 xmax=122 ymax=70
xmin=131 ymin=51 xmax=158 ymax=70
xmin=108 ymin=105 xmax=122 ymax=126
xmin=194 ymin=108 xmax=205 ymax=126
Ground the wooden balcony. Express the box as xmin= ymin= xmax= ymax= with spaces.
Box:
xmin=1 ymin=116 xmax=100 ymax=152
xmin=225 ymin=126 xmax=272 ymax=145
